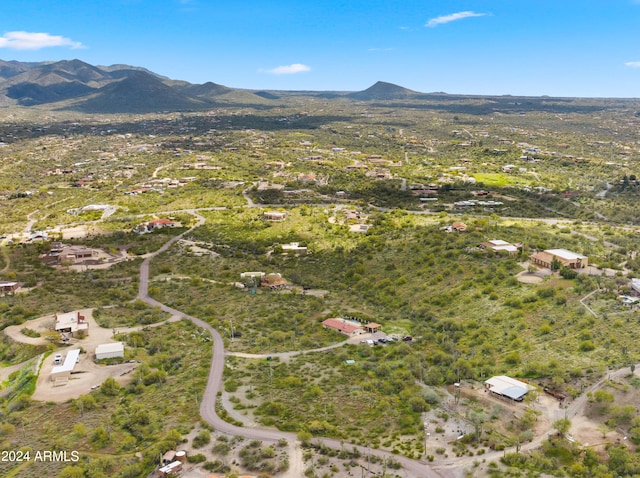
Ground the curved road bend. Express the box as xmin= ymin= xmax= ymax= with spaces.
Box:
xmin=136 ymin=212 xmax=443 ymax=477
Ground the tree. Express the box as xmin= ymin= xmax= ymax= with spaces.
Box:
xmin=100 ymin=377 xmax=120 ymax=396
xmin=467 ymin=409 xmax=488 ymax=442
xmin=297 ymin=431 xmax=312 ymax=447
xmin=552 ymin=418 xmax=571 ymax=438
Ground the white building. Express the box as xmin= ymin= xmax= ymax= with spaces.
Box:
xmin=281 ymin=242 xmax=308 ymax=255
xmin=95 ymin=342 xmax=124 ymax=360
xmin=51 ymin=349 xmax=81 ymax=385
xmin=630 ymin=278 xmax=640 ymax=295
xmin=55 ymin=311 xmax=89 ymax=337
xmin=484 ymin=376 xmax=534 ymax=402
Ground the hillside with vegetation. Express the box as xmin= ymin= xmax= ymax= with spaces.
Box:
xmin=1 ymin=78 xmax=640 ymax=477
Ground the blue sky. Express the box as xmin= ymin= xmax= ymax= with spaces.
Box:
xmin=2 ymin=0 xmax=640 ymax=97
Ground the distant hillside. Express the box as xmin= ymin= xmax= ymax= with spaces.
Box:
xmin=347 ymin=81 xmax=421 ymax=100
xmin=177 ymin=81 xmax=232 ymax=98
xmin=0 ymin=60 xmax=45 ymax=79
xmin=253 ymin=91 xmax=281 ymax=100
xmin=0 ymin=59 xmax=280 ymax=112
xmin=67 ymin=71 xmax=209 ymax=113
xmin=97 ymin=63 xmax=171 ymax=80
xmin=6 ymin=81 xmax=95 ymax=106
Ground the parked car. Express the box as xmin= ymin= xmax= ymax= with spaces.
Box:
xmin=53 ymin=353 xmax=62 ymax=365
xmin=402 ymin=335 xmax=413 ymax=342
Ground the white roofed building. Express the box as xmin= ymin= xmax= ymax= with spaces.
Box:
xmin=55 ymin=311 xmax=89 ymax=337
xmin=480 ymin=240 xmax=522 ymax=254
xmin=95 ymin=342 xmax=124 ymax=360
xmin=484 ymin=376 xmax=535 ymax=402
xmin=531 ymin=249 xmax=588 ymax=269
xmin=51 ymin=349 xmax=81 ymax=385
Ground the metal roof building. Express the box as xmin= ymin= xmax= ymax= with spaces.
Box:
xmin=484 ymin=376 xmax=534 ymax=402
xmin=95 ymin=342 xmax=124 ymax=360
xmin=51 ymin=349 xmax=81 ymax=385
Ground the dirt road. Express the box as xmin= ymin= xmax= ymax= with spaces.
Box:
xmin=136 ymin=211 xmax=444 ymax=478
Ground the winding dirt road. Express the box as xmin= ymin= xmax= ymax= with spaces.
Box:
xmin=136 ymin=211 xmax=444 ymax=477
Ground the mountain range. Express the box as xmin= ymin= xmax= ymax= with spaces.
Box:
xmin=0 ymin=59 xmax=435 ymax=113
xmin=0 ymin=59 xmax=627 ymax=115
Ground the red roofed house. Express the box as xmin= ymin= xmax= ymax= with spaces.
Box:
xmin=148 ymin=218 xmax=176 ymax=229
xmin=322 ymin=318 xmax=364 ymax=336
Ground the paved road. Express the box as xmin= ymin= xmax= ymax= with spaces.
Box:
xmin=135 ymin=210 xmax=443 ymax=478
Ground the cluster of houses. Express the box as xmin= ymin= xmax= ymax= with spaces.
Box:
xmin=49 ymin=310 xmax=125 ymax=386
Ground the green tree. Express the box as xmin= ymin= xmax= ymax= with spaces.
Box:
xmin=552 ymin=418 xmax=571 ymax=438
xmin=467 ymin=410 xmax=488 ymax=442
xmin=100 ymin=377 xmax=120 ymax=396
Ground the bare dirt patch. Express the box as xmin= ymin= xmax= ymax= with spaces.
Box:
xmin=517 ymin=272 xmax=544 ymax=284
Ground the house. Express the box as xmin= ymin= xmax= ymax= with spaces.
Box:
xmin=148 ymin=218 xmax=176 ymax=229
xmin=350 ymin=224 xmax=372 ymax=233
xmin=281 ymin=242 xmax=308 ymax=255
xmin=619 ymin=295 xmax=640 ymax=305
xmin=66 ymin=248 xmax=99 ymax=261
xmin=322 ymin=318 xmax=364 ymax=336
xmin=55 ymin=311 xmax=89 ymax=337
xmin=0 ymin=281 xmax=19 ymax=294
xmin=162 ymin=451 xmax=176 ymax=465
xmin=51 ymin=349 xmax=81 ymax=385
xmin=95 ymin=342 xmax=124 ymax=360
xmin=363 ymin=322 xmax=382 ymax=333
xmin=261 ymin=273 xmax=288 ymax=289
xmin=133 ymin=218 xmax=177 ymax=234
xmin=263 ymin=211 xmax=287 ymax=222
xmin=452 ymin=222 xmax=467 ymax=232
xmin=630 ymin=278 xmax=640 ymax=295
xmin=158 ymin=461 xmax=182 ymax=477
xmin=530 ymin=249 xmax=588 ymax=269
xmin=29 ymin=231 xmax=48 ymax=242
xmin=240 ymin=272 xmax=265 ymax=280
xmin=480 ymin=240 xmax=523 ymax=254
xmin=484 ymin=376 xmax=534 ymax=402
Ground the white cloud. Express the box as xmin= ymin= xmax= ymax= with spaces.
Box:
xmin=426 ymin=11 xmax=487 ymax=28
xmin=266 ymin=63 xmax=311 ymax=75
xmin=625 ymin=61 xmax=640 ymax=68
xmin=368 ymin=48 xmax=394 ymax=52
xmin=0 ymin=31 xmax=85 ymax=50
